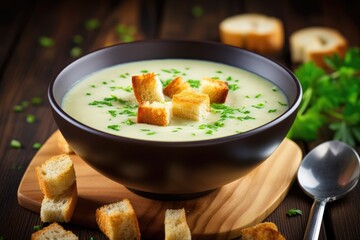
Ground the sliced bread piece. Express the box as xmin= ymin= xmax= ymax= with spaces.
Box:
xmin=35 ymin=154 xmax=76 ymax=198
xmin=31 ymin=222 xmax=78 ymax=240
xmin=290 ymin=27 xmax=347 ymax=67
xmin=219 ymin=13 xmax=284 ymax=53
xmin=240 ymin=222 xmax=285 ymax=240
xmin=40 ymin=183 xmax=77 ymax=223
xmin=57 ymin=131 xmax=74 ymax=154
xmin=200 ymin=77 xmax=229 ymax=103
xmin=137 ymin=101 xmax=171 ymax=126
xmin=172 ymin=90 xmax=210 ymax=121
xmin=132 ymin=72 xmax=165 ymax=103
xmin=95 ymin=199 xmax=141 ymax=240
xmin=164 ymin=208 xmax=191 ymax=240
xmin=163 ymin=76 xmax=192 ymax=98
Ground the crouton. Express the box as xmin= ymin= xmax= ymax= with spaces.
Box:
xmin=240 ymin=222 xmax=286 ymax=240
xmin=137 ymin=101 xmax=171 ymax=126
xmin=163 ymin=76 xmax=192 ymax=98
xmin=164 ymin=208 xmax=191 ymax=240
xmin=172 ymin=90 xmax=210 ymax=121
xmin=40 ymin=183 xmax=77 ymax=223
xmin=132 ymin=72 xmax=165 ymax=103
xmin=95 ymin=199 xmax=141 ymax=240
xmin=35 ymin=154 xmax=76 ymax=198
xmin=31 ymin=222 xmax=78 ymax=240
xmin=200 ymin=77 xmax=229 ymax=103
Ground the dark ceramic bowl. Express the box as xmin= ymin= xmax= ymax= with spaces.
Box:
xmin=49 ymin=40 xmax=302 ymax=200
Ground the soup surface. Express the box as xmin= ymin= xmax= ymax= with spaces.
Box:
xmin=62 ymin=59 xmax=288 ymax=141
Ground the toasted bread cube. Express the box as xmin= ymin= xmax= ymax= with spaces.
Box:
xmin=137 ymin=101 xmax=171 ymax=126
xmin=240 ymin=222 xmax=285 ymax=240
xmin=200 ymin=78 xmax=229 ymax=103
xmin=96 ymin=199 xmax=141 ymax=240
xmin=172 ymin=90 xmax=210 ymax=121
xmin=31 ymin=222 xmax=78 ymax=240
xmin=163 ymin=76 xmax=192 ymax=98
xmin=132 ymin=72 xmax=165 ymax=103
xmin=165 ymin=208 xmax=191 ymax=240
xmin=40 ymin=183 xmax=77 ymax=223
xmin=35 ymin=154 xmax=76 ymax=198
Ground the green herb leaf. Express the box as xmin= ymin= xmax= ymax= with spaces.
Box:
xmin=33 ymin=225 xmax=42 ymax=231
xmin=10 ymin=139 xmax=22 ymax=149
xmin=26 ymin=114 xmax=36 ymax=123
xmin=287 ymin=208 xmax=303 ymax=217
xmin=32 ymin=142 xmax=42 ymax=150
xmin=187 ymin=79 xmax=201 ymax=88
xmin=38 ymin=36 xmax=55 ymax=47
xmin=107 ymin=125 xmax=120 ymax=131
xmin=70 ymin=47 xmax=82 ymax=58
xmin=13 ymin=105 xmax=23 ymax=112
xmin=31 ymin=97 xmax=42 ymax=105
xmin=73 ymin=34 xmax=83 ymax=44
xmin=85 ymin=18 xmax=100 ymax=31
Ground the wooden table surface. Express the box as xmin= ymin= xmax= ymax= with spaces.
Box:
xmin=1 ymin=0 xmax=359 ymax=239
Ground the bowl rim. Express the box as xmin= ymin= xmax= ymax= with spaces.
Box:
xmin=48 ymin=39 xmax=302 ymax=147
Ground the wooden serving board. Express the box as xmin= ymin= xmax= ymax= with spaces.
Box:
xmin=18 ymin=130 xmax=302 ymax=240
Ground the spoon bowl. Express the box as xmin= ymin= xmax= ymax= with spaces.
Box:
xmin=297 ymin=140 xmax=360 ymax=240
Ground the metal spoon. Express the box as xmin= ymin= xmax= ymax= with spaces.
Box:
xmin=297 ymin=140 xmax=360 ymax=240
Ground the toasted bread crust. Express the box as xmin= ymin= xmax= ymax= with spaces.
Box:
xmin=40 ymin=183 xmax=78 ymax=223
xmin=163 ymin=76 xmax=191 ymax=97
xmin=132 ymin=72 xmax=165 ymax=103
xmin=165 ymin=208 xmax=191 ymax=240
xmin=172 ymin=90 xmax=210 ymax=121
xmin=31 ymin=222 xmax=78 ymax=240
xmin=137 ymin=101 xmax=171 ymax=126
xmin=200 ymin=78 xmax=229 ymax=103
xmin=240 ymin=222 xmax=285 ymax=240
xmin=95 ymin=199 xmax=141 ymax=240
xmin=35 ymin=154 xmax=76 ymax=198
xmin=219 ymin=13 xmax=284 ymax=53
xmin=290 ymin=27 xmax=347 ymax=67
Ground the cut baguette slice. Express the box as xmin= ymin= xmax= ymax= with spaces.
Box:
xmin=95 ymin=199 xmax=141 ymax=240
xmin=290 ymin=27 xmax=347 ymax=67
xmin=240 ymin=222 xmax=285 ymax=240
xmin=137 ymin=101 xmax=171 ymax=126
xmin=132 ymin=72 xmax=165 ymax=103
xmin=163 ymin=76 xmax=192 ymax=98
xmin=172 ymin=90 xmax=210 ymax=121
xmin=219 ymin=13 xmax=284 ymax=53
xmin=165 ymin=208 xmax=191 ymax=240
xmin=35 ymin=154 xmax=76 ymax=198
xmin=200 ymin=77 xmax=229 ymax=103
xmin=31 ymin=222 xmax=78 ymax=240
xmin=40 ymin=183 xmax=77 ymax=223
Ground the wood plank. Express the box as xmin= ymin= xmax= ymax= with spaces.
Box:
xmin=18 ymin=131 xmax=302 ymax=240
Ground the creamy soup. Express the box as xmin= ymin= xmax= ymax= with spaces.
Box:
xmin=62 ymin=59 xmax=288 ymax=141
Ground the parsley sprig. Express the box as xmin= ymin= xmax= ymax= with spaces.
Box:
xmin=288 ymin=48 xmax=360 ymax=146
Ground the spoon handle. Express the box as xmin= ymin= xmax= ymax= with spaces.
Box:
xmin=303 ymin=199 xmax=326 ymax=240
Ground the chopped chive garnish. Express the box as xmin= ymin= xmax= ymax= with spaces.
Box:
xmin=187 ymin=79 xmax=201 ymax=88
xmin=255 ymin=94 xmax=262 ymax=98
xmin=85 ymin=18 xmax=100 ymax=31
xmin=73 ymin=34 xmax=83 ymax=44
xmin=108 ymin=110 xmax=117 ymax=117
xmin=216 ymin=70 xmax=222 ymax=73
xmin=268 ymin=109 xmax=277 ymax=113
xmin=70 ymin=46 xmax=82 ymax=58
xmin=252 ymin=103 xmax=265 ymax=109
xmin=21 ymin=101 xmax=29 ymax=107
xmin=287 ymin=208 xmax=303 ymax=217
xmin=10 ymin=139 xmax=22 ymax=149
xmin=228 ymin=84 xmax=240 ymax=91
xmin=31 ymin=97 xmax=42 ymax=105
xmin=91 ymin=84 xmax=96 ymax=88
xmin=33 ymin=225 xmax=42 ymax=231
xmin=226 ymin=76 xmax=232 ymax=81
xmin=26 ymin=114 xmax=36 ymax=123
xmin=278 ymin=101 xmax=288 ymax=106
xmin=140 ymin=129 xmax=151 ymax=131
xmin=123 ymin=119 xmax=135 ymax=125
xmin=272 ymin=86 xmax=278 ymax=92
xmin=141 ymin=70 xmax=149 ymax=73
xmin=86 ymin=93 xmax=91 ymax=96
xmin=13 ymin=105 xmax=23 ymax=112
xmin=146 ymin=131 xmax=156 ymax=135
xmin=38 ymin=36 xmax=55 ymax=47
xmin=33 ymin=142 xmax=42 ymax=149
xmin=107 ymin=125 xmax=120 ymax=131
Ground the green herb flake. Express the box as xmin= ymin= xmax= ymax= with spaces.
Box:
xmin=22 ymin=101 xmax=29 ymax=108
xmin=287 ymin=208 xmax=303 ymax=217
xmin=13 ymin=105 xmax=23 ymax=112
xmin=38 ymin=36 xmax=55 ymax=47
xmin=10 ymin=139 xmax=22 ymax=149
xmin=268 ymin=109 xmax=277 ymax=113
xmin=216 ymin=70 xmax=223 ymax=74
xmin=31 ymin=97 xmax=42 ymax=105
xmin=252 ymin=103 xmax=265 ymax=109
xmin=226 ymin=76 xmax=233 ymax=81
xmin=146 ymin=131 xmax=156 ymax=135
xmin=228 ymin=84 xmax=240 ymax=91
xmin=123 ymin=119 xmax=135 ymax=125
xmin=85 ymin=18 xmax=100 ymax=31
xmin=140 ymin=129 xmax=151 ymax=132
xmin=26 ymin=114 xmax=36 ymax=123
xmin=70 ymin=46 xmax=82 ymax=58
xmin=108 ymin=110 xmax=117 ymax=117
xmin=73 ymin=34 xmax=83 ymax=44
xmin=141 ymin=70 xmax=149 ymax=73
xmin=191 ymin=5 xmax=204 ymax=17
xmin=205 ymin=130 xmax=213 ymax=135
xmin=32 ymin=142 xmax=42 ymax=150
xmin=255 ymin=93 xmax=262 ymax=98
xmin=187 ymin=79 xmax=201 ymax=88
xmin=86 ymin=92 xmax=91 ymax=96
xmin=278 ymin=101 xmax=288 ymax=106
xmin=272 ymin=86 xmax=278 ymax=92
xmin=107 ymin=125 xmax=120 ymax=131
xmin=33 ymin=225 xmax=42 ymax=231
xmin=116 ymin=24 xmax=136 ymax=43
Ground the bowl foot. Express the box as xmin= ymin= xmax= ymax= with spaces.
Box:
xmin=127 ymin=188 xmax=217 ymax=201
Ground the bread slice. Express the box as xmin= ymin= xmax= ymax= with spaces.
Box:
xmin=57 ymin=131 xmax=74 ymax=154
xmin=40 ymin=183 xmax=77 ymax=223
xmin=219 ymin=13 xmax=284 ymax=53
xmin=164 ymin=208 xmax=191 ymax=240
xmin=31 ymin=222 xmax=78 ymax=240
xmin=137 ymin=101 xmax=171 ymax=126
xmin=95 ymin=199 xmax=141 ymax=240
xmin=240 ymin=222 xmax=285 ymax=240
xmin=132 ymin=72 xmax=165 ymax=103
xmin=290 ymin=27 xmax=347 ymax=67
xmin=163 ymin=76 xmax=192 ymax=98
xmin=200 ymin=78 xmax=229 ymax=103
xmin=35 ymin=154 xmax=76 ymax=198
xmin=172 ymin=90 xmax=210 ymax=121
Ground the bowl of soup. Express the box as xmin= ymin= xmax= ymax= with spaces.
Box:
xmin=48 ymin=40 xmax=302 ymax=199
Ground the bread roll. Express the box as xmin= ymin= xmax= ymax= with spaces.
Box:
xmin=219 ymin=13 xmax=284 ymax=54
xmin=290 ymin=27 xmax=347 ymax=67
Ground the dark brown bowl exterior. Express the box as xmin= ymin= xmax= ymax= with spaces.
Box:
xmin=48 ymin=40 xmax=302 ymax=199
